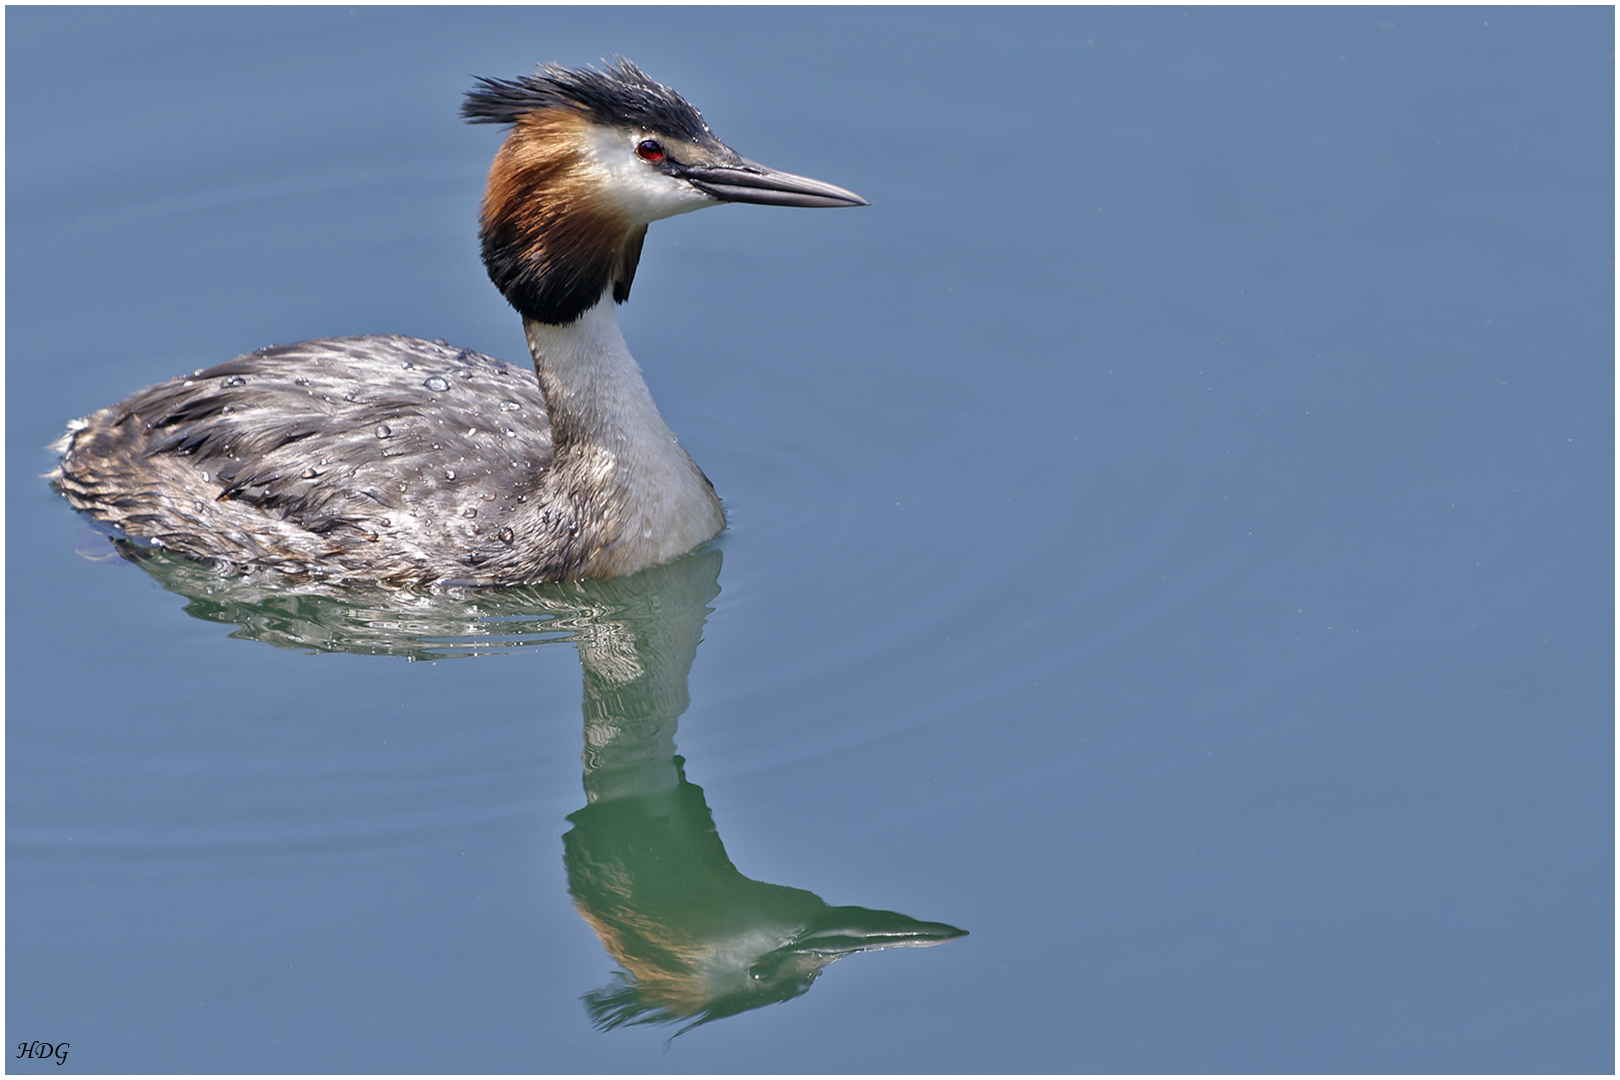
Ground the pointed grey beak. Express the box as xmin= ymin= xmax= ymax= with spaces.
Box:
xmin=783 ymin=906 xmax=968 ymax=956
xmin=683 ymin=159 xmax=869 ymax=208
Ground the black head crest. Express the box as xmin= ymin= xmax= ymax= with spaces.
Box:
xmin=462 ymin=58 xmax=717 ymax=146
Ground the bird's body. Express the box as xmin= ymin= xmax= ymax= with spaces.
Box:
xmin=54 ymin=60 xmax=864 ymax=585
xmin=55 ymin=327 xmax=717 ymax=584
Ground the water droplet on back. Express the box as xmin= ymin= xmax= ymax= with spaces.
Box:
xmin=375 ymin=424 xmax=392 ymax=439
xmin=423 ymin=376 xmax=450 ymax=393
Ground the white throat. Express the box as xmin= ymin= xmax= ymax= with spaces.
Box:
xmin=524 ymin=297 xmax=724 ymax=573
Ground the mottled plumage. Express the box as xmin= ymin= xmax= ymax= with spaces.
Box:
xmin=57 ymin=336 xmax=597 ymax=583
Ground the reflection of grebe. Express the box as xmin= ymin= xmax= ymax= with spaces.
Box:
xmin=94 ymin=532 xmax=966 ymax=1030
xmin=54 ymin=60 xmax=865 ymax=585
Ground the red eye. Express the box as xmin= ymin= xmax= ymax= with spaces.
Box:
xmin=636 ymin=139 xmax=665 ymax=162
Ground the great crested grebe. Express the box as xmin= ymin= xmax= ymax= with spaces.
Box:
xmin=53 ymin=59 xmax=866 ymax=585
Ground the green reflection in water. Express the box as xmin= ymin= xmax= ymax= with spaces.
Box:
xmin=121 ymin=543 xmax=967 ymax=1032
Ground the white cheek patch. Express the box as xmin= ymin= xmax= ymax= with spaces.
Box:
xmin=581 ymin=126 xmax=717 ymax=224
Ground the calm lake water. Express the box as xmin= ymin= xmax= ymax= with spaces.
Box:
xmin=7 ymin=6 xmax=1613 ymax=1073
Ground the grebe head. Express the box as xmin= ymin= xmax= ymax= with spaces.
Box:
xmin=462 ymin=58 xmax=868 ymax=326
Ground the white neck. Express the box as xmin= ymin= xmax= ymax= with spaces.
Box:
xmin=524 ymin=297 xmax=724 ymax=574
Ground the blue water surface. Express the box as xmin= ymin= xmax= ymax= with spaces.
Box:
xmin=6 ymin=6 xmax=1613 ymax=1073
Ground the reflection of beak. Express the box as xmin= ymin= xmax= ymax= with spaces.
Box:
xmin=682 ymin=159 xmax=870 ymax=208
xmin=783 ymin=905 xmax=968 ymax=957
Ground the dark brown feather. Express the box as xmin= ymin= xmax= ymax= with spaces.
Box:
xmin=478 ymin=109 xmax=649 ymax=325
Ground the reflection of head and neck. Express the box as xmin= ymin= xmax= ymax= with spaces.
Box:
xmin=560 ymin=551 xmax=964 ymax=1033
xmin=119 ymin=543 xmax=965 ymax=1032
